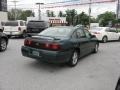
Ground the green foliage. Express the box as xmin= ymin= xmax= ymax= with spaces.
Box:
xmin=66 ymin=9 xmax=77 ymax=25
xmin=58 ymin=11 xmax=66 ymax=17
xmin=97 ymin=11 xmax=116 ymax=27
xmin=75 ymin=12 xmax=89 ymax=26
xmin=8 ymin=9 xmax=34 ymax=21
xmin=46 ymin=10 xmax=55 ymax=17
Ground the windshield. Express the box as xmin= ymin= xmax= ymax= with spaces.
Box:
xmin=4 ymin=21 xmax=18 ymax=26
xmin=38 ymin=27 xmax=73 ymax=37
xmin=27 ymin=21 xmax=48 ymax=28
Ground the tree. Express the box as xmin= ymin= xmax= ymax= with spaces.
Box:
xmin=8 ymin=9 xmax=22 ymax=20
xmin=75 ymin=12 xmax=89 ymax=26
xmin=66 ymin=9 xmax=77 ymax=25
xmin=46 ymin=10 xmax=51 ymax=17
xmin=51 ymin=11 xmax=55 ymax=17
xmin=46 ymin=10 xmax=55 ymax=17
xmin=97 ymin=11 xmax=116 ymax=27
xmin=8 ymin=9 xmax=34 ymax=21
xmin=58 ymin=11 xmax=66 ymax=17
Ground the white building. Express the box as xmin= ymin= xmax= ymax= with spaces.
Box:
xmin=0 ymin=0 xmax=8 ymax=21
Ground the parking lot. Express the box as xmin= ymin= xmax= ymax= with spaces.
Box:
xmin=0 ymin=39 xmax=120 ymax=90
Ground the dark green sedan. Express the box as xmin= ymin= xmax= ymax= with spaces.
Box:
xmin=21 ymin=26 xmax=99 ymax=67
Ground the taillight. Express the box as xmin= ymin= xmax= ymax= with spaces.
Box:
xmin=24 ymin=39 xmax=32 ymax=46
xmin=18 ymin=27 xmax=21 ymax=31
xmin=93 ymin=32 xmax=100 ymax=34
xmin=44 ymin=43 xmax=61 ymax=50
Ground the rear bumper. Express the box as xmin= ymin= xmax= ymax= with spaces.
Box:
xmin=26 ymin=33 xmax=38 ymax=36
xmin=3 ymin=31 xmax=22 ymax=36
xmin=21 ymin=46 xmax=72 ymax=63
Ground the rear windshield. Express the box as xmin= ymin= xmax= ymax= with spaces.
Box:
xmin=27 ymin=21 xmax=48 ymax=28
xmin=38 ymin=27 xmax=73 ymax=37
xmin=90 ymin=27 xmax=104 ymax=31
xmin=4 ymin=21 xmax=18 ymax=26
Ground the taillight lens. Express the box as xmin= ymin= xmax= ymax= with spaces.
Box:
xmin=18 ymin=27 xmax=21 ymax=31
xmin=44 ymin=43 xmax=61 ymax=50
xmin=24 ymin=39 xmax=32 ymax=46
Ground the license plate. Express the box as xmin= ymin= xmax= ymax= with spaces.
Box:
xmin=32 ymin=51 xmax=39 ymax=56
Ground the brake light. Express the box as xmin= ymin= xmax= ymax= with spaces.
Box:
xmin=24 ymin=39 xmax=32 ymax=46
xmin=93 ymin=32 xmax=101 ymax=34
xmin=44 ymin=43 xmax=61 ymax=50
xmin=18 ymin=27 xmax=21 ymax=31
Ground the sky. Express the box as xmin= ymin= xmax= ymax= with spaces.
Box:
xmin=7 ymin=0 xmax=117 ymax=18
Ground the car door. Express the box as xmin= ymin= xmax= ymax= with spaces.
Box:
xmin=71 ymin=28 xmax=90 ymax=57
xmin=84 ymin=29 xmax=97 ymax=52
xmin=109 ymin=28 xmax=119 ymax=40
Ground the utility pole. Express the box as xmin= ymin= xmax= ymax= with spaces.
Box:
xmin=11 ymin=0 xmax=19 ymax=20
xmin=36 ymin=3 xmax=44 ymax=20
xmin=117 ymin=0 xmax=120 ymax=19
xmin=89 ymin=0 xmax=92 ymax=29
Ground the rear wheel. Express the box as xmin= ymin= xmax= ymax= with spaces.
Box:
xmin=102 ymin=36 xmax=108 ymax=43
xmin=0 ymin=38 xmax=7 ymax=51
xmin=68 ymin=51 xmax=79 ymax=67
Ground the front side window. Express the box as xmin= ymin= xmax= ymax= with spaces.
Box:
xmin=84 ymin=30 xmax=92 ymax=38
xmin=76 ymin=28 xmax=86 ymax=38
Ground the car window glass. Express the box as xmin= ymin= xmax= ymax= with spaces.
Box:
xmin=20 ymin=21 xmax=24 ymax=26
xmin=76 ymin=28 xmax=86 ymax=38
xmin=84 ymin=30 xmax=91 ymax=38
xmin=72 ymin=31 xmax=77 ymax=39
xmin=109 ymin=28 xmax=117 ymax=33
xmin=105 ymin=28 xmax=110 ymax=32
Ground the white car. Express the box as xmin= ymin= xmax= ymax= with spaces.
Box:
xmin=3 ymin=20 xmax=26 ymax=38
xmin=89 ymin=27 xmax=120 ymax=43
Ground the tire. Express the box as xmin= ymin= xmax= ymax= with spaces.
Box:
xmin=93 ymin=44 xmax=99 ymax=53
xmin=7 ymin=35 xmax=11 ymax=38
xmin=118 ymin=37 xmax=120 ymax=41
xmin=102 ymin=36 xmax=108 ymax=43
xmin=0 ymin=38 xmax=7 ymax=51
xmin=116 ymin=85 xmax=120 ymax=90
xmin=22 ymin=31 xmax=27 ymax=38
xmin=68 ymin=51 xmax=79 ymax=67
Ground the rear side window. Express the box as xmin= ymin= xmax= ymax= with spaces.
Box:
xmin=20 ymin=21 xmax=24 ymax=26
xmin=76 ymin=28 xmax=86 ymax=38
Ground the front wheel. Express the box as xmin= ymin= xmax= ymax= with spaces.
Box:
xmin=68 ymin=51 xmax=79 ymax=67
xmin=0 ymin=38 xmax=7 ymax=51
xmin=93 ymin=44 xmax=99 ymax=53
xmin=118 ymin=37 xmax=120 ymax=41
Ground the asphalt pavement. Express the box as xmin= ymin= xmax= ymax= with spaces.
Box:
xmin=0 ymin=39 xmax=120 ymax=90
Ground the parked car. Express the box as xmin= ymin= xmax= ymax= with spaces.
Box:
xmin=21 ymin=26 xmax=99 ymax=67
xmin=0 ymin=21 xmax=3 ymax=32
xmin=3 ymin=20 xmax=26 ymax=38
xmin=26 ymin=20 xmax=49 ymax=36
xmin=0 ymin=32 xmax=9 ymax=51
xmin=116 ymin=77 xmax=120 ymax=90
xmin=89 ymin=27 xmax=120 ymax=43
